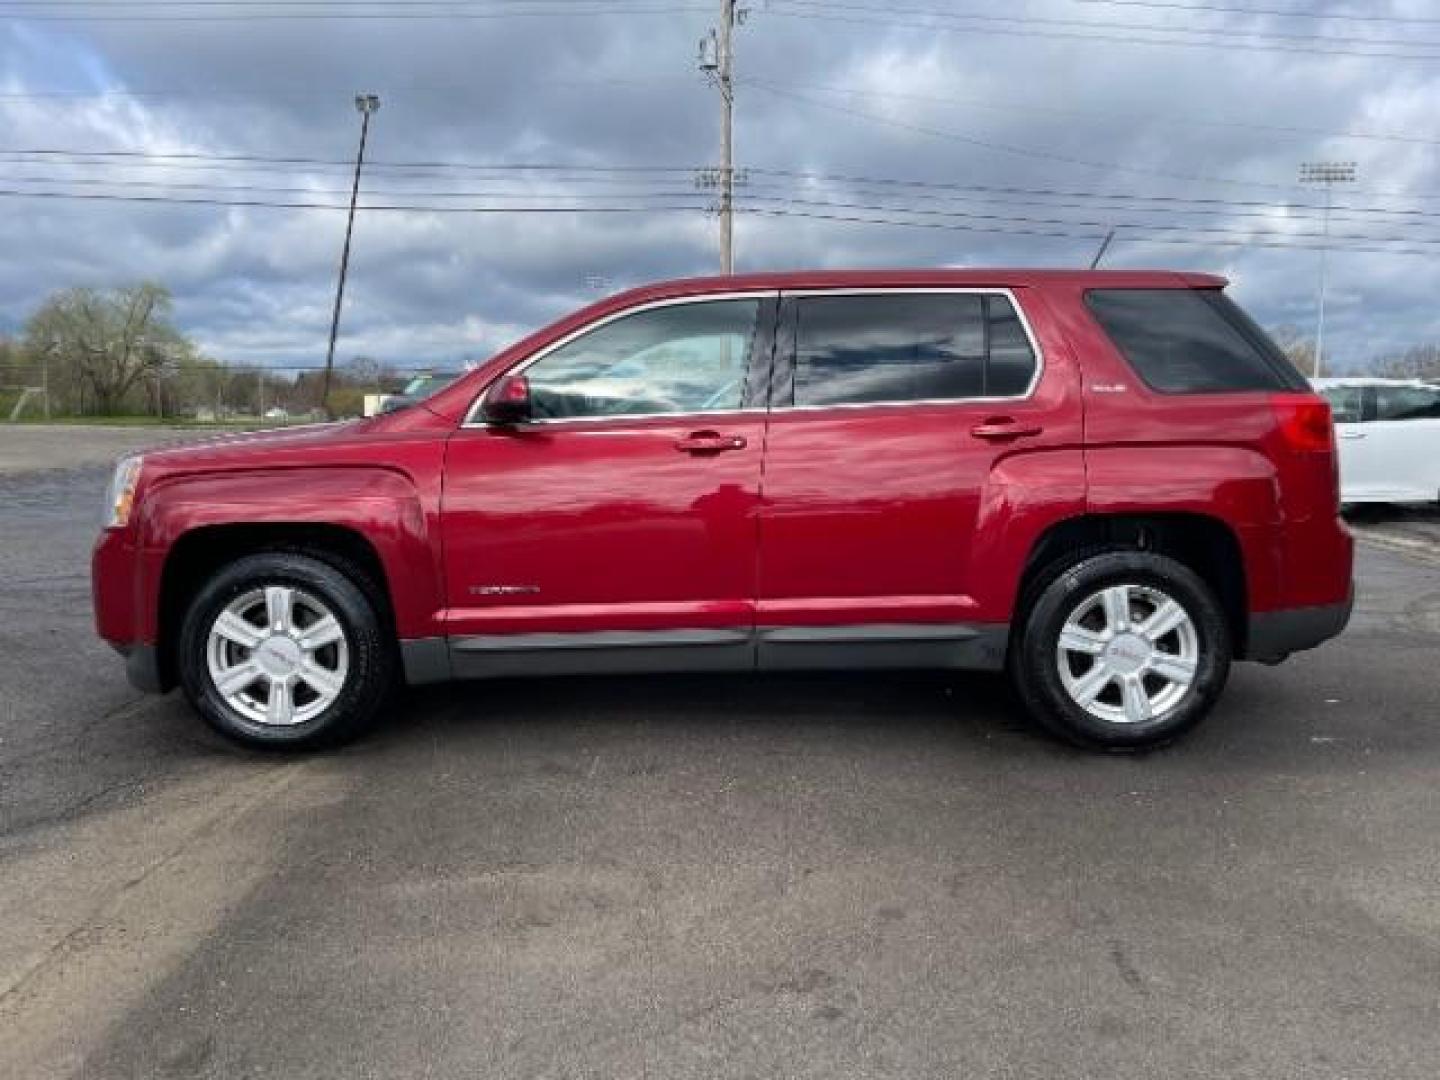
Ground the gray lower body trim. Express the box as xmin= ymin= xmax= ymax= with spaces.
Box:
xmin=400 ymin=637 xmax=453 ymax=685
xmin=1245 ymin=591 xmax=1353 ymax=663
xmin=451 ymin=628 xmax=751 ymax=652
xmin=119 ymin=642 xmax=169 ymax=694
xmin=442 ymin=623 xmax=1009 ymax=680
xmin=758 ymin=623 xmax=1009 ymax=672
xmin=450 ymin=628 xmax=751 ymax=679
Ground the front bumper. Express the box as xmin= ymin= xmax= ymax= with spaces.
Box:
xmin=1245 ymin=588 xmax=1354 ymax=663
xmin=94 ymin=528 xmax=173 ymax=691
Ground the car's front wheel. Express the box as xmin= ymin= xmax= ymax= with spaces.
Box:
xmin=177 ymin=551 xmax=394 ymax=749
xmin=1011 ymin=551 xmax=1232 ymax=750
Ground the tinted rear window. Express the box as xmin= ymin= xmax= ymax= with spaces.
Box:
xmin=1085 ymin=288 xmax=1307 ymax=394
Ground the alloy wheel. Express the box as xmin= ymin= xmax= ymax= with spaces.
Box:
xmin=1055 ymin=582 xmax=1200 ymax=726
xmin=205 ymin=585 xmax=350 ymax=727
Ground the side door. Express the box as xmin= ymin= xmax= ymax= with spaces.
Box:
xmin=754 ymin=288 xmax=1083 ymax=669
xmin=440 ymin=293 xmax=777 ymax=673
xmin=1315 ymin=383 xmax=1376 ymax=502
xmin=1367 ymin=383 xmax=1440 ymax=501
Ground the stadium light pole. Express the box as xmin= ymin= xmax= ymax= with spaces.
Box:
xmin=1299 ymin=161 xmax=1356 ymax=379
xmin=321 ymin=93 xmax=381 ymax=418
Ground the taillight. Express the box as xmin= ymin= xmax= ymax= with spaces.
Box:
xmin=1270 ymin=393 xmax=1334 ymax=453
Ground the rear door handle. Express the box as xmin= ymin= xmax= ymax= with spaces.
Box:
xmin=1338 ymin=431 xmax=1367 ymax=440
xmin=970 ymin=417 xmax=1043 ymax=441
xmin=675 ymin=430 xmax=747 ymax=454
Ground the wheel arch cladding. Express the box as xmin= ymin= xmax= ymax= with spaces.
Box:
xmin=141 ymin=468 xmax=441 ymax=686
xmin=1015 ymin=512 xmax=1249 ymax=658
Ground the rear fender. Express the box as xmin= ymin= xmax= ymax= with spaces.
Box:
xmin=1084 ymin=445 xmax=1284 ymax=612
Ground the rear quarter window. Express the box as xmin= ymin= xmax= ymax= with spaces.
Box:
xmin=1085 ymin=288 xmax=1308 ymax=394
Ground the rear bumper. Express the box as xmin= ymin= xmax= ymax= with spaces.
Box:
xmin=1245 ymin=588 xmax=1353 ymax=663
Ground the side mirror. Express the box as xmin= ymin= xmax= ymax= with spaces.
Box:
xmin=481 ymin=374 xmax=532 ymax=425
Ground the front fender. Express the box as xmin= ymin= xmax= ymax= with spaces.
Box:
xmin=133 ymin=465 xmax=444 ymax=641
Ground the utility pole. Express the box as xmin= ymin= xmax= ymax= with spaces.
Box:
xmin=1298 ymin=161 xmax=1356 ymax=380
xmin=322 ymin=93 xmax=381 ymax=418
xmin=700 ymin=2 xmax=740 ymax=273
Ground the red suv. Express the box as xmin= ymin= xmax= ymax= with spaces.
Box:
xmin=92 ymin=270 xmax=1352 ymax=751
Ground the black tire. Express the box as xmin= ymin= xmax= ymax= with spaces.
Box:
xmin=177 ymin=551 xmax=395 ymax=749
xmin=1010 ymin=550 xmax=1231 ymax=751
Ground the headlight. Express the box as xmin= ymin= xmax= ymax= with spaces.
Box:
xmin=103 ymin=455 xmax=144 ymax=530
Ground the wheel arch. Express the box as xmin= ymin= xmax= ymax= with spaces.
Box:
xmin=155 ymin=522 xmax=396 ymax=693
xmin=1014 ymin=512 xmax=1249 ymax=657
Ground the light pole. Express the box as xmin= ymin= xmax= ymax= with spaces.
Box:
xmin=321 ymin=93 xmax=381 ymax=418
xmin=1298 ymin=161 xmax=1356 ymax=379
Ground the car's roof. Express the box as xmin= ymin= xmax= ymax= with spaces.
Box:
xmin=603 ymin=268 xmax=1225 ymax=303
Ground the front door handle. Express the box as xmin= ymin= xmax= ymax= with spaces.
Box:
xmin=970 ymin=417 xmax=1043 ymax=441
xmin=1338 ymin=430 xmax=1367 ymax=440
xmin=675 ymin=430 xmax=747 ymax=454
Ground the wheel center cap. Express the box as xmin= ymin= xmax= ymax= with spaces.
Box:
xmin=256 ymin=635 xmax=302 ymax=678
xmin=1105 ymin=633 xmax=1151 ymax=676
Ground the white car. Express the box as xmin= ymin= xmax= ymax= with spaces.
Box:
xmin=1312 ymin=377 xmax=1440 ymax=505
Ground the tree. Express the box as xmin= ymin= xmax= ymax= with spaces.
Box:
xmin=23 ymin=283 xmax=192 ymax=415
xmin=1375 ymin=344 xmax=1440 ymax=381
xmin=1266 ymin=324 xmax=1318 ymax=377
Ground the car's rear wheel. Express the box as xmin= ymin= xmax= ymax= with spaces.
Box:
xmin=1011 ymin=551 xmax=1231 ymax=750
xmin=178 ymin=552 xmax=394 ymax=749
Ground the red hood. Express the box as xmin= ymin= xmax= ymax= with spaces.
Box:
xmin=134 ymin=406 xmax=453 ymax=475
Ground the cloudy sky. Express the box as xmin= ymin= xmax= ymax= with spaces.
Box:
xmin=2 ymin=0 xmax=1439 ymax=372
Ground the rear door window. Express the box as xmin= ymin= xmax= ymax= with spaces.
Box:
xmin=1374 ymin=384 xmax=1440 ymax=421
xmin=1085 ymin=288 xmax=1308 ymax=394
xmin=788 ymin=292 xmax=1038 ymax=407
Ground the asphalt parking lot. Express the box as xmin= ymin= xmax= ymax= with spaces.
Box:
xmin=2 ymin=426 xmax=1438 ymax=1080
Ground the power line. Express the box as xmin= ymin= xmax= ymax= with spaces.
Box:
xmin=740 ymin=176 xmax=1440 ymax=230
xmin=0 ymin=147 xmax=700 ymax=172
xmin=1071 ymin=0 xmax=1440 ymax=25
xmin=0 ymin=188 xmax=712 ymax=212
xmin=6 ymin=148 xmax=1440 ymax=216
xmin=8 ymin=159 xmax=1440 ymax=223
xmin=746 ymin=82 xmax=1440 ymax=200
xmin=9 ymin=142 xmax=1440 ymax=208
xmin=0 ymin=173 xmax=723 ymax=200
xmin=742 ymin=205 xmax=1440 ymax=258
xmin=742 ymin=77 xmax=1440 ymax=149
xmin=747 ymin=82 xmax=1306 ymax=193
xmin=3 ymin=171 xmax=1440 ymax=235
xmin=0 ymin=0 xmax=682 ymax=6
xmin=5 ymin=177 xmax=1439 ymax=255
xmin=0 ymin=76 xmax=691 ymax=102
xmin=0 ymin=2 xmax=708 ymax=20
xmin=775 ymin=0 xmax=1440 ymax=51
xmin=760 ymin=0 xmax=1440 ymax=61
xmin=737 ymin=192 xmax=1440 ymax=249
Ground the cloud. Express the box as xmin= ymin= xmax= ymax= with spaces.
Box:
xmin=2 ymin=1 xmax=1439 ymax=372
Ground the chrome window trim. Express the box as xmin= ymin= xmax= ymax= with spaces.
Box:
xmin=461 ymin=290 xmax=779 ymax=428
xmin=775 ymin=286 xmax=1045 ymax=411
